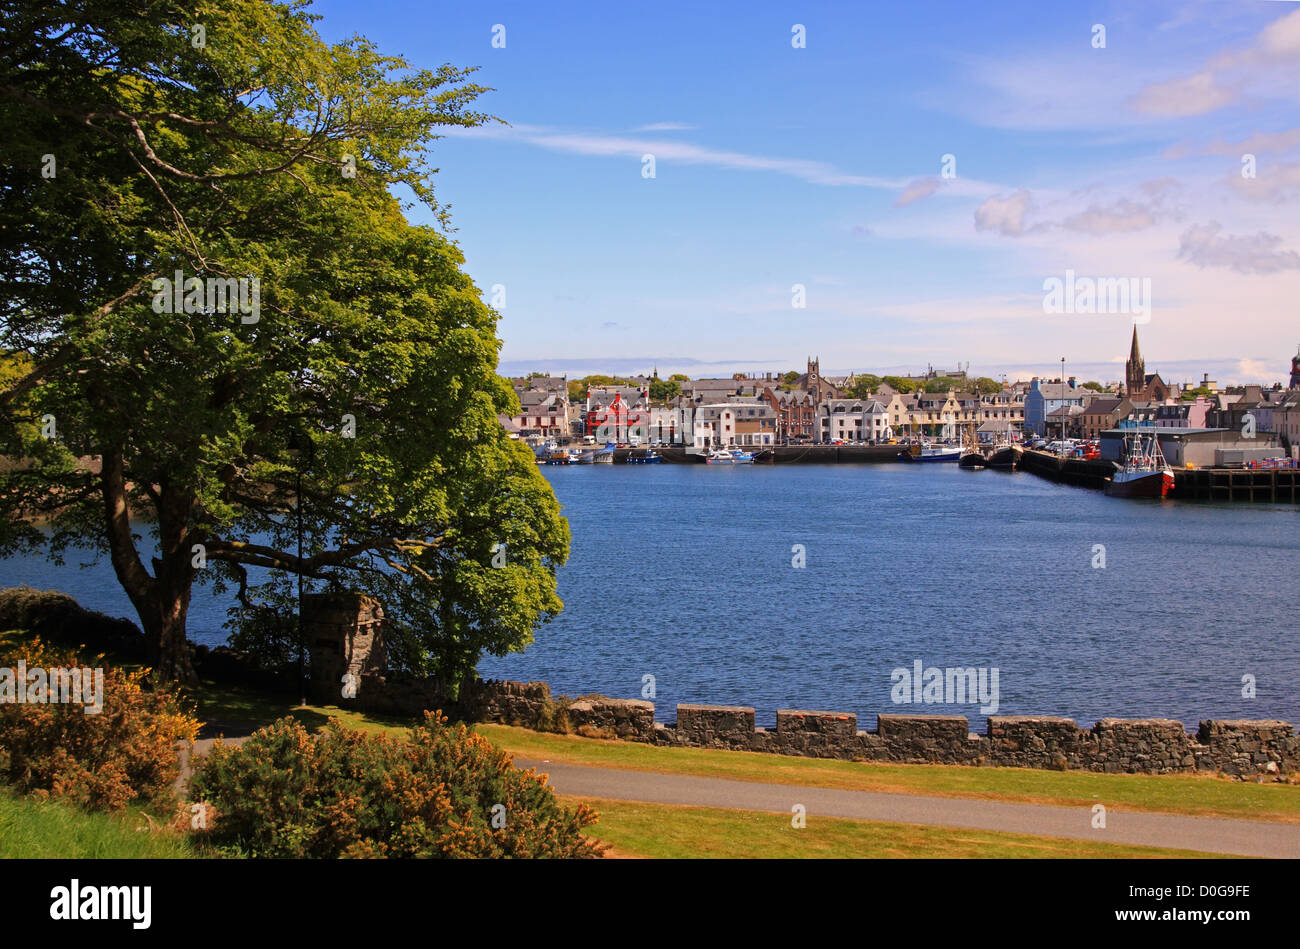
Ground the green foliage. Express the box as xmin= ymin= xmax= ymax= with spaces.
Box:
xmin=225 ymin=599 xmax=299 ymax=672
xmin=0 ymin=640 xmax=199 ymax=811
xmin=648 ymin=377 xmax=680 ymax=403
xmin=1082 ymin=381 xmax=1106 ymax=392
xmin=923 ymin=376 xmax=963 ymax=393
xmin=189 ymin=713 xmax=603 ymax=858
xmin=0 ymin=0 xmax=568 ymax=686
xmin=845 ymin=375 xmax=881 ymax=400
xmin=973 ymin=377 xmax=1003 ymax=395
xmin=1181 ymin=386 xmax=1212 ymax=401
xmin=669 ymin=373 xmax=690 ymax=383
xmin=881 ymin=376 xmax=919 ymax=393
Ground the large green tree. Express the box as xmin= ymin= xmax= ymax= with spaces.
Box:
xmin=0 ymin=0 xmax=568 ymax=687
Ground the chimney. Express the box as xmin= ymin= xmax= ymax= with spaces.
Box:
xmin=1068 ymin=376 xmax=1077 ymax=388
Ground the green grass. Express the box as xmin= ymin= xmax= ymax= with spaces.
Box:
xmin=183 ymin=677 xmax=415 ymax=739
xmin=479 ymin=725 xmax=1300 ymax=824
xmin=0 ymin=788 xmax=193 ymax=859
xmin=568 ymin=797 xmax=1230 ymax=859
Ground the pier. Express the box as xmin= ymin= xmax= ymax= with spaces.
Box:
xmin=1016 ymin=448 xmax=1299 ymax=502
xmin=1172 ymin=466 xmax=1300 ymax=503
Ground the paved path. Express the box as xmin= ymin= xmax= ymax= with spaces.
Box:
xmin=514 ymin=757 xmax=1300 ymax=858
xmin=177 ymin=736 xmax=1297 ymax=857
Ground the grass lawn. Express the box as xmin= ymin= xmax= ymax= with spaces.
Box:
xmin=567 ymin=797 xmax=1230 ymax=859
xmin=178 ymin=679 xmax=1298 ymax=826
xmin=0 ymin=788 xmax=193 ymax=859
xmin=479 ymin=724 xmax=1300 ymax=824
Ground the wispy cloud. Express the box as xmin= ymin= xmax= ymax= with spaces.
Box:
xmin=632 ymin=122 xmax=696 ymax=132
xmin=894 ymin=176 xmax=941 ymax=207
xmin=448 ymin=122 xmax=906 ymax=189
xmin=1165 ymin=126 xmax=1300 ymax=159
xmin=1228 ymin=160 xmax=1300 ymax=202
xmin=1132 ymin=8 xmax=1300 ymax=117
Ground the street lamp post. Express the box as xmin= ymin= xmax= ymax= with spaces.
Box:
xmin=1060 ymin=356 xmax=1067 ymax=447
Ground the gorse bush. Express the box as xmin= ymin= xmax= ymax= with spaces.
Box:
xmin=189 ymin=712 xmax=604 ymax=858
xmin=0 ymin=639 xmax=200 ymax=811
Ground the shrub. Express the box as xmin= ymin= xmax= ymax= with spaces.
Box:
xmin=0 ymin=586 xmax=145 ymax=658
xmin=189 ymin=712 xmax=604 ymax=858
xmin=0 ymin=638 xmax=200 ymax=811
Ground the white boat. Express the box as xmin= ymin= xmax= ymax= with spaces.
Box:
xmin=705 ymin=448 xmax=755 ymax=465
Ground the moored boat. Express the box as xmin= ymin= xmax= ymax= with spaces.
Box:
xmin=1106 ymin=426 xmax=1174 ymax=499
xmin=987 ymin=444 xmax=1022 ymax=470
xmin=706 ymin=448 xmax=756 ymax=465
xmin=898 ymin=444 xmax=961 ymax=463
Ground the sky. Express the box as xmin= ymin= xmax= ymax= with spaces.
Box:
xmin=305 ymin=0 xmax=1300 ymax=387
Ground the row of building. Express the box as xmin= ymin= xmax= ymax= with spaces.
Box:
xmin=503 ymin=334 xmax=1300 ymax=453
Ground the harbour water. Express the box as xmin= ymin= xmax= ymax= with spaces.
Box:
xmin=3 ymin=464 xmax=1296 ymax=730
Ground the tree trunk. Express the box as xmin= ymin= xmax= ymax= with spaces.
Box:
xmin=143 ymin=590 xmax=197 ymax=686
xmin=100 ymin=449 xmax=199 ymax=684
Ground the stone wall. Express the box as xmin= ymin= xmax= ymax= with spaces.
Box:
xmin=302 ymin=599 xmax=1297 ymax=779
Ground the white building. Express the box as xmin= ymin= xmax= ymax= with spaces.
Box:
xmin=692 ymin=401 xmax=777 ymax=449
xmin=818 ymin=399 xmax=890 ymax=443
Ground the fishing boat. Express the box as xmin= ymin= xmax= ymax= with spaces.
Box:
xmin=987 ymin=441 xmax=1022 ymax=470
xmin=1106 ymin=426 xmax=1174 ymax=499
xmin=625 ymin=449 xmax=661 ymax=464
xmin=957 ymin=420 xmax=986 ymax=469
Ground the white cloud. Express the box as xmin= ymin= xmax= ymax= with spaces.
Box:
xmin=974 ymin=190 xmax=1034 ymax=236
xmin=633 ymin=122 xmax=696 ymax=132
xmin=1177 ymin=222 xmax=1300 ymax=274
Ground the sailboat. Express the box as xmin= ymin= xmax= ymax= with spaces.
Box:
xmin=1105 ymin=426 xmax=1174 ymax=499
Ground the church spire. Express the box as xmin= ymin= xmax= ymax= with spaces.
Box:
xmin=1126 ymin=325 xmax=1146 ymax=397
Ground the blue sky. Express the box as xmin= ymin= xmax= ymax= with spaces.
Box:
xmin=307 ymin=0 xmax=1300 ymax=386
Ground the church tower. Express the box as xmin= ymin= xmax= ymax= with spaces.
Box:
xmin=807 ymin=356 xmax=821 ymax=401
xmin=1290 ymin=345 xmax=1300 ymax=389
xmin=1125 ymin=326 xmax=1146 ymax=398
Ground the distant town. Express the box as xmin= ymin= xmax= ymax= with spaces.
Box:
xmin=502 ymin=327 xmax=1300 ymax=457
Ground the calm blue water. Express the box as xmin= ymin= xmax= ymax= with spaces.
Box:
xmin=3 ymin=464 xmax=1297 ymax=731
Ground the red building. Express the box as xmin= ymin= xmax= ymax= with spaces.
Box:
xmin=585 ymin=389 xmax=650 ymax=442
